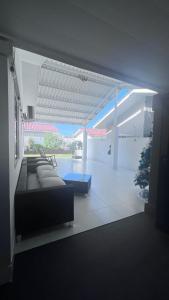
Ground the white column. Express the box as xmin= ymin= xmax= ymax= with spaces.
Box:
xmin=82 ymin=128 xmax=87 ymax=161
xmin=113 ymin=88 xmax=119 ymax=170
xmin=113 ymin=126 xmax=119 ymax=169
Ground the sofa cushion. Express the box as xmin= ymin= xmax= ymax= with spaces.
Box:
xmin=37 ymin=169 xmax=58 ymax=179
xmin=39 ymin=177 xmax=66 ymax=188
xmin=27 ymin=173 xmax=40 ymax=190
xmin=37 ymin=165 xmax=54 ymax=172
xmin=29 ymin=158 xmax=47 ymax=162
xmin=36 ymin=161 xmax=51 ymax=165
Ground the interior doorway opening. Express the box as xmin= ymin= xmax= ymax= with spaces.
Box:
xmin=14 ymin=46 xmax=157 ymax=253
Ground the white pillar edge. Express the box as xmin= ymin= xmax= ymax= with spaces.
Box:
xmin=113 ymin=88 xmax=119 ymax=170
xmin=82 ymin=127 xmax=87 ymax=161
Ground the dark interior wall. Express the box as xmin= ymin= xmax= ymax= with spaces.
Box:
xmin=0 ymin=0 xmax=169 ymax=92
xmin=148 ymin=94 xmax=169 ymax=215
xmin=0 ymin=39 xmax=23 ymax=285
xmin=0 ymin=45 xmax=11 ymax=285
xmin=147 ymin=94 xmax=169 ymax=232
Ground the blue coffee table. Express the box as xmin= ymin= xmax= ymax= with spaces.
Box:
xmin=63 ymin=173 xmax=92 ymax=194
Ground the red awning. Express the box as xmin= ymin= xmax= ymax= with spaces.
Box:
xmin=80 ymin=128 xmax=107 ymax=137
xmin=23 ymin=122 xmax=58 ymax=133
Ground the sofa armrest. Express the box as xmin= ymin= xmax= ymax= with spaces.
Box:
xmin=15 ymin=184 xmax=74 ymax=236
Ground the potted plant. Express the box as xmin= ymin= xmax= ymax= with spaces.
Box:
xmin=134 ymin=139 xmax=152 ymax=202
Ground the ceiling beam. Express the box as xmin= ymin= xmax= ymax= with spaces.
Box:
xmin=36 ymin=104 xmax=95 ymax=115
xmin=37 ymin=95 xmax=97 ymax=108
xmin=36 ymin=119 xmax=82 ymax=125
xmin=36 ymin=111 xmax=92 ymax=121
xmin=39 ymin=82 xmax=107 ymax=100
xmin=36 ymin=116 xmax=83 ymax=125
xmin=41 ymin=63 xmax=120 ymax=88
xmin=36 ymin=108 xmax=88 ymax=119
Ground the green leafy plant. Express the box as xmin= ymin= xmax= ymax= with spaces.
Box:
xmin=33 ymin=143 xmax=44 ymax=153
xmin=43 ymin=132 xmax=64 ymax=150
xmin=134 ymin=139 xmax=152 ymax=189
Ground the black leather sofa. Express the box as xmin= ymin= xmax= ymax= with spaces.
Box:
xmin=15 ymin=158 xmax=74 ymax=237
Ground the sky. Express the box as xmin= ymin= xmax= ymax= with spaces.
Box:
xmin=54 ymin=88 xmax=129 ymax=137
xmin=54 ymin=123 xmax=81 ymax=137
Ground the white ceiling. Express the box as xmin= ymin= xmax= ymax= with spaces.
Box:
xmin=37 ymin=59 xmax=133 ymax=125
xmin=0 ymin=0 xmax=169 ymax=91
xmin=16 ymin=48 xmax=134 ymax=125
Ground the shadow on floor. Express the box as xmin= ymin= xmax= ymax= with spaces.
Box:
xmin=1 ymin=213 xmax=169 ymax=300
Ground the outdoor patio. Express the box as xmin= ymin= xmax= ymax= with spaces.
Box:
xmin=15 ymin=158 xmax=144 ymax=253
xmin=13 ymin=49 xmax=154 ymax=255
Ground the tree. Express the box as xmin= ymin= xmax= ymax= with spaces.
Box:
xmin=33 ymin=144 xmax=43 ymax=153
xmin=134 ymin=139 xmax=152 ymax=189
xmin=43 ymin=132 xmax=63 ymax=149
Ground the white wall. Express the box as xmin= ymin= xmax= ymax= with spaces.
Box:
xmin=88 ymin=93 xmax=152 ymax=170
xmin=14 ymin=48 xmax=23 ymax=101
xmin=22 ymin=61 xmax=40 ymax=112
xmin=118 ymin=110 xmax=145 ymax=137
xmin=87 ymin=133 xmax=114 ymax=164
xmin=15 ymin=48 xmax=42 ymax=113
xmin=118 ymin=137 xmax=150 ymax=171
xmin=87 ymin=135 xmax=150 ymax=171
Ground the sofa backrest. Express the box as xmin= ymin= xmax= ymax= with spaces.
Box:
xmin=16 ymin=158 xmax=27 ymax=192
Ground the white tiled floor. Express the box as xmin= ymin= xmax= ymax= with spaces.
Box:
xmin=15 ymin=158 xmax=144 ymax=253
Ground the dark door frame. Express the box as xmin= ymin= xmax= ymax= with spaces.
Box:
xmin=147 ymin=94 xmax=169 ymax=220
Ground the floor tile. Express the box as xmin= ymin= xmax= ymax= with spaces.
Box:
xmin=15 ymin=159 xmax=144 ymax=254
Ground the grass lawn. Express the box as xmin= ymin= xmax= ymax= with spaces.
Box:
xmin=24 ymin=153 xmax=72 ymax=158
